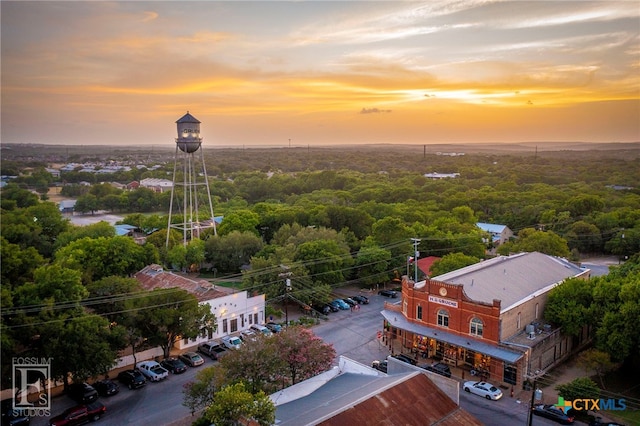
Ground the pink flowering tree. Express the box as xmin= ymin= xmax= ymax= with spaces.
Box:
xmin=275 ymin=326 xmax=336 ymax=385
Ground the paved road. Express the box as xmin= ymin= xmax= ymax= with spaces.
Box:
xmin=29 ymin=291 xmax=571 ymax=426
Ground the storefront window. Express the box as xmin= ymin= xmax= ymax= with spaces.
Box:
xmin=437 ymin=309 xmax=449 ymax=327
xmin=470 ymin=317 xmax=483 ymax=337
xmin=504 ymin=363 xmax=517 ymax=385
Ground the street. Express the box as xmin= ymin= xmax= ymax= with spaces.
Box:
xmin=30 ymin=291 xmax=563 ymax=426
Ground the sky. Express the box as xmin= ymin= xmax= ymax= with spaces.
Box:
xmin=1 ymin=1 xmax=639 ymax=147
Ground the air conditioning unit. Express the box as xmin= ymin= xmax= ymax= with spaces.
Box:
xmin=528 ymin=332 xmax=536 ymax=340
xmin=525 ymin=324 xmax=535 ymax=334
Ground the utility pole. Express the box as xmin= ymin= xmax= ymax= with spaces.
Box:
xmin=526 ymin=372 xmax=543 ymax=426
xmin=279 ymin=265 xmax=292 ymax=326
xmin=411 ymin=238 xmax=421 ymax=282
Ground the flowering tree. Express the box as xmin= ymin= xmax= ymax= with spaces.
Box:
xmin=275 ymin=326 xmax=336 ymax=385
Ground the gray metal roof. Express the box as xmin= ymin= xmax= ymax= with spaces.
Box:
xmin=432 ymin=252 xmax=586 ymax=312
xmin=275 ymin=373 xmax=413 ymax=426
xmin=381 ymin=310 xmax=524 ymax=363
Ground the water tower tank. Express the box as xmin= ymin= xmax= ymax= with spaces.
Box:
xmin=176 ymin=111 xmax=202 ymax=153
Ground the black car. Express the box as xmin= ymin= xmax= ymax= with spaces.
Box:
xmin=423 ymin=362 xmax=452 ymax=378
xmin=371 ymin=360 xmax=388 ymax=373
xmin=392 ymin=354 xmax=417 ymax=365
xmin=532 ymin=404 xmax=575 ymax=424
xmin=312 ymin=304 xmax=331 ymax=315
xmin=378 ymin=289 xmax=398 ymax=298
xmin=67 ymin=382 xmax=99 ymax=404
xmin=117 ymin=369 xmax=146 ymax=389
xmin=325 ymin=303 xmax=339 ymax=312
xmin=590 ymin=417 xmax=625 ymax=426
xmin=161 ymin=357 xmax=188 ymax=374
xmin=342 ymin=298 xmax=357 ymax=307
xmin=93 ymin=379 xmax=119 ymax=397
xmin=1 ymin=399 xmax=30 ymax=426
xmin=352 ymin=295 xmax=369 ymax=304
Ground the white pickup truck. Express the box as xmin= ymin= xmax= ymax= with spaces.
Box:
xmin=221 ymin=335 xmax=243 ymax=350
xmin=137 ymin=361 xmax=169 ymax=382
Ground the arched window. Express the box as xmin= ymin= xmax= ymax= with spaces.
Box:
xmin=517 ymin=312 xmax=521 ymax=330
xmin=535 ymin=303 xmax=539 ymax=320
xmin=417 ymin=305 xmax=423 ymax=320
xmin=470 ymin=317 xmax=483 ymax=337
xmin=437 ymin=309 xmax=449 ymax=327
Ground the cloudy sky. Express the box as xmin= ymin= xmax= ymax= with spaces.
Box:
xmin=2 ymin=1 xmax=638 ymax=147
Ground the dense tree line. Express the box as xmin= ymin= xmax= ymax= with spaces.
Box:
xmin=2 ymin=145 xmax=639 ymax=391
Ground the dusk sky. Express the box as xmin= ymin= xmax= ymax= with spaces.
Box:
xmin=2 ymin=1 xmax=639 ymax=147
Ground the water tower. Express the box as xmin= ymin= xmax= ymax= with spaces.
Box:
xmin=166 ymin=112 xmax=217 ymax=247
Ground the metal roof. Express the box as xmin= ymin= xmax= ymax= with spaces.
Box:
xmin=275 ymin=371 xmax=481 ymax=426
xmin=432 ymin=252 xmax=587 ymax=312
xmin=381 ymin=310 xmax=524 ymax=363
xmin=476 ymin=222 xmax=508 ymax=233
xmin=176 ymin=111 xmax=200 ymax=123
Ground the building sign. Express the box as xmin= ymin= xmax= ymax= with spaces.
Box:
xmin=428 ymin=294 xmax=458 ymax=308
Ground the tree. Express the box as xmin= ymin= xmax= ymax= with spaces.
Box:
xmin=555 ymin=377 xmax=600 ymax=402
xmin=577 ymin=348 xmax=616 ymax=389
xmin=544 ymin=278 xmax=595 ymax=337
xmin=217 ymin=209 xmax=260 ymax=236
xmin=498 ymin=228 xmax=570 ymax=258
xmin=204 ymin=231 xmax=264 ymax=274
xmin=185 ymin=238 xmax=206 ymax=271
xmin=430 ymin=252 xmax=480 ymax=277
xmin=74 ymin=193 xmax=100 ymax=215
xmin=54 ymin=236 xmax=157 ymax=283
xmin=136 ymin=289 xmax=216 ymax=358
xmin=183 ymin=365 xmax=228 ymax=415
xmin=204 ymin=382 xmax=275 ymax=426
xmin=355 ymin=245 xmax=392 ymax=286
xmin=275 ymin=326 xmax=335 ymax=386
xmin=219 ymin=334 xmax=286 ymax=395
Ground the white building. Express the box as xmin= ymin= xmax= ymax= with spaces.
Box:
xmin=135 ymin=264 xmax=266 ymax=350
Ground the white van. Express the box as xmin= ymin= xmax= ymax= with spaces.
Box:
xmin=221 ymin=335 xmax=243 ymax=350
xmin=250 ymin=324 xmax=273 ymax=337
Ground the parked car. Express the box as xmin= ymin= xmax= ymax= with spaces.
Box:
xmin=327 ymin=300 xmax=341 ymax=311
xmin=265 ymin=322 xmax=283 ymax=333
xmin=423 ymin=362 xmax=452 ymax=378
xmin=66 ymin=382 xmax=98 ymax=404
xmin=137 ymin=361 xmax=169 ymax=382
xmin=378 ymin=289 xmax=398 ymax=298
xmin=371 ymin=360 xmax=388 ymax=373
xmin=312 ymin=304 xmax=331 ymax=315
xmin=160 ymin=357 xmax=188 ymax=374
xmin=240 ymin=329 xmax=258 ymax=342
xmin=92 ymin=379 xmax=119 ymax=397
xmin=463 ymin=381 xmax=503 ymax=400
xmin=532 ymin=404 xmax=575 ymax=424
xmin=352 ymin=295 xmax=369 ymax=304
xmin=179 ymin=352 xmax=205 ymax=367
xmin=117 ymin=369 xmax=146 ymax=389
xmin=589 ymin=417 xmax=625 ymax=426
xmin=198 ymin=341 xmax=228 ymax=359
xmin=250 ymin=324 xmax=273 ymax=337
xmin=332 ymin=299 xmax=350 ymax=310
xmin=392 ymin=354 xmax=417 ymax=365
xmin=49 ymin=401 xmax=105 ymax=426
xmin=221 ymin=335 xmax=243 ymax=350
xmin=1 ymin=398 xmax=30 ymax=426
xmin=342 ymin=297 xmax=357 ymax=307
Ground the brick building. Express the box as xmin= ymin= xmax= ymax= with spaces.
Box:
xmin=381 ymin=252 xmax=590 ymax=389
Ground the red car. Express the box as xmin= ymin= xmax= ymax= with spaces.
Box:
xmin=49 ymin=401 xmax=106 ymax=426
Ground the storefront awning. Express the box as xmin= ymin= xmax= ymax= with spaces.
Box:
xmin=381 ymin=310 xmax=524 ymax=364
